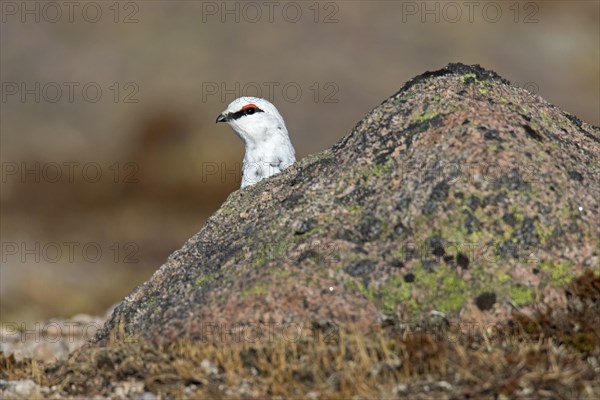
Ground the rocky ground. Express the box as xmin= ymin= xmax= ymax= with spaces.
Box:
xmin=2 ymin=270 xmax=599 ymax=399
xmin=1 ymin=64 xmax=598 ymax=399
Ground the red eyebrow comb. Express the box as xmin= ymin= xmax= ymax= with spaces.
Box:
xmin=241 ymin=103 xmax=257 ymax=110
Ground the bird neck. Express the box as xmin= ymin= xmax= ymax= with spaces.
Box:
xmin=244 ymin=135 xmax=292 ymax=161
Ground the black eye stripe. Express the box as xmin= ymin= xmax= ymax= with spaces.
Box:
xmin=228 ymin=106 xmax=264 ymax=121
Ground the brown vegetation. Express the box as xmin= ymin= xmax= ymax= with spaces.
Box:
xmin=2 ymin=271 xmax=598 ymax=399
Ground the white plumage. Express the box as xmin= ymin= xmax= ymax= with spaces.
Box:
xmin=217 ymin=97 xmax=296 ymax=188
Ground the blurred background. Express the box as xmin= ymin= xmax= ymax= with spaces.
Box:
xmin=1 ymin=1 xmax=598 ymax=324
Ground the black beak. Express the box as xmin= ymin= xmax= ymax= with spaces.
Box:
xmin=216 ymin=113 xmax=228 ymax=123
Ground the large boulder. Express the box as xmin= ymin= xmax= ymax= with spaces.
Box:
xmin=96 ymin=63 xmax=599 ymax=344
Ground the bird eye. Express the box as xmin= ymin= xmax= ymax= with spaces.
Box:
xmin=241 ymin=103 xmax=259 ymax=115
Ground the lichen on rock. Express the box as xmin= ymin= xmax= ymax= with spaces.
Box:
xmin=94 ymin=63 xmax=599 ymax=345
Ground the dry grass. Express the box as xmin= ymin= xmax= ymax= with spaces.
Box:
xmin=2 ymin=270 xmax=599 ymax=399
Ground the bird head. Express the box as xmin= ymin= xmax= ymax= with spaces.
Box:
xmin=216 ymin=97 xmax=288 ymax=144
